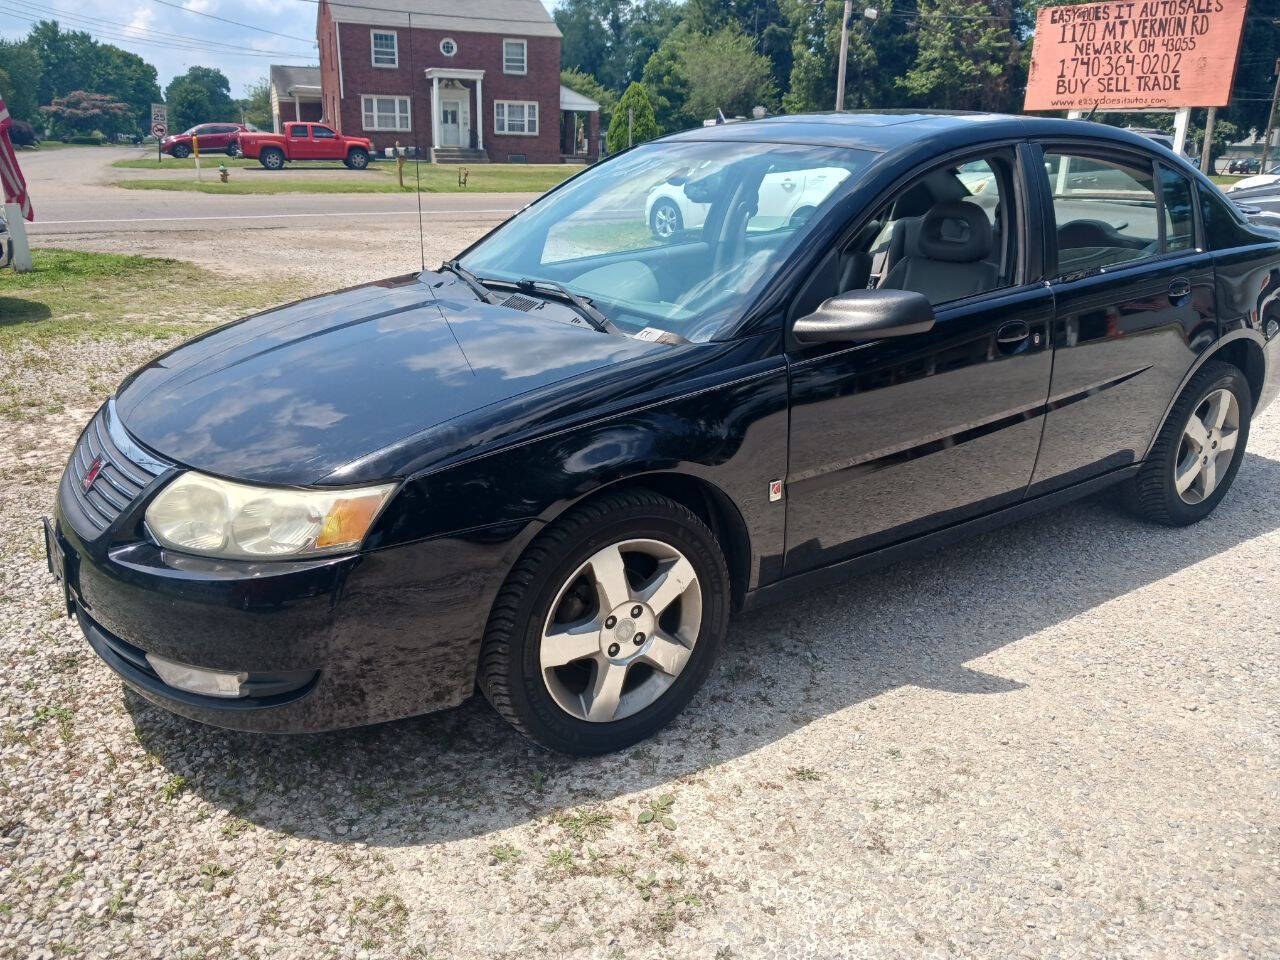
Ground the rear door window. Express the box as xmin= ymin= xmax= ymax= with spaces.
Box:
xmin=312 ymin=125 xmax=337 ymax=139
xmin=1043 ymin=150 xmax=1159 ymax=276
xmin=1159 ymin=164 xmax=1196 ymax=252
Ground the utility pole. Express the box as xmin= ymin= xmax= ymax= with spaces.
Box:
xmin=1200 ymin=106 xmax=1216 ymax=174
xmin=1261 ymin=58 xmax=1280 ymax=175
xmin=835 ymin=0 xmax=853 ymax=112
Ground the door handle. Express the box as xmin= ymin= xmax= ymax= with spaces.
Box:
xmin=996 ymin=321 xmax=1030 ymax=345
xmin=1169 ymin=278 xmax=1191 ymax=301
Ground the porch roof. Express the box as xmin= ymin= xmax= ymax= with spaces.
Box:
xmin=559 ymin=86 xmax=600 ymax=113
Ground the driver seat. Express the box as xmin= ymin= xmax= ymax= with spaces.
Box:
xmin=878 ymin=200 xmax=999 ymax=305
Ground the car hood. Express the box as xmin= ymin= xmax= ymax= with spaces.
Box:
xmin=115 ymin=273 xmax=661 ymax=485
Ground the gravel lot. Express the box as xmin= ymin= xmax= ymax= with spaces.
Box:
xmin=1 ymin=212 xmax=1278 ymax=959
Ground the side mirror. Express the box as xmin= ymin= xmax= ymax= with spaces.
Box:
xmin=793 ymin=288 xmax=935 ymax=344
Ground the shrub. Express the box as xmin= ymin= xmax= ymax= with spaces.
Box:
xmin=606 ymin=83 xmax=660 ymax=156
xmin=8 ymin=119 xmax=35 ymax=146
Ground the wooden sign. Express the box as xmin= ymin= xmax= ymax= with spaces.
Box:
xmin=1024 ymin=0 xmax=1249 ymax=112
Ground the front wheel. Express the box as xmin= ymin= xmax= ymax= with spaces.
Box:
xmin=171 ymin=143 xmax=190 ymax=159
xmin=478 ymin=489 xmax=730 ymax=754
xmin=1124 ymin=360 xmax=1251 ymax=525
xmin=259 ymin=148 xmax=285 ymax=171
xmin=345 ymin=148 xmax=369 ymax=170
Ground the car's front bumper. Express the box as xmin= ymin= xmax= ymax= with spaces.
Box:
xmin=51 ymin=500 xmax=537 ymax=732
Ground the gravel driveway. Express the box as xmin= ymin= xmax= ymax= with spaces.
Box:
xmin=1 ymin=218 xmax=1277 ymax=959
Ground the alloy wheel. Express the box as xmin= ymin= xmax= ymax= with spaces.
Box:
xmin=540 ymin=538 xmax=702 ymax=723
xmin=653 ymin=203 xmax=678 ymax=239
xmin=1175 ymin=387 xmax=1240 ymax=504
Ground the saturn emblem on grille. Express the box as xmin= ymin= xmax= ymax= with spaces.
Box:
xmin=82 ymin=456 xmax=104 ymax=492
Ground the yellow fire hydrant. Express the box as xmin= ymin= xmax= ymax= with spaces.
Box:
xmin=218 ymin=164 xmax=230 ymax=183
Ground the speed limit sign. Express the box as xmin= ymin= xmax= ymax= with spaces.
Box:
xmin=151 ymin=103 xmax=167 ymax=138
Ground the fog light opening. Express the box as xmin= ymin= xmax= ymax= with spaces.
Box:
xmin=145 ymin=653 xmax=249 ymax=699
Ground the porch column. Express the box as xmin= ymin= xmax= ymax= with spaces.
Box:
xmin=294 ymin=94 xmax=301 ymax=121
xmin=475 ymin=76 xmax=483 ymax=151
xmin=430 ymin=75 xmax=440 ymax=154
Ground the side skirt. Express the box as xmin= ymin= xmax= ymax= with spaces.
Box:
xmin=740 ymin=464 xmax=1140 ymax=612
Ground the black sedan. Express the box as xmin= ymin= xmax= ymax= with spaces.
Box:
xmin=48 ymin=112 xmax=1280 ymax=754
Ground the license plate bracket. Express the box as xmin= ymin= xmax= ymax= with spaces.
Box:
xmin=42 ymin=517 xmax=73 ymax=618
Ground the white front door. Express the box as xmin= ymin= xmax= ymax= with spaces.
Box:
xmin=440 ymin=98 xmax=461 ymax=147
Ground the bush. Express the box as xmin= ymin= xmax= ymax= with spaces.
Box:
xmin=65 ymin=134 xmax=105 ymax=145
xmin=606 ymin=83 xmax=660 ymax=156
xmin=8 ymin=119 xmax=35 ymax=146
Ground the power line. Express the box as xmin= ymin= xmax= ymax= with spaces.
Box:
xmin=0 ymin=7 xmax=314 ymax=57
xmin=145 ymin=0 xmax=317 ymax=46
xmin=4 ymin=0 xmax=315 ymax=56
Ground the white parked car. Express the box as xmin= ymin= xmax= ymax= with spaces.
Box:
xmin=645 ymin=165 xmax=852 ymax=239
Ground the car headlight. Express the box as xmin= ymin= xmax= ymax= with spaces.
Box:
xmin=144 ymin=471 xmax=395 ymax=560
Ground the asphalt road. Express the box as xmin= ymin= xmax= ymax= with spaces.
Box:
xmin=18 ymin=145 xmax=532 ymax=236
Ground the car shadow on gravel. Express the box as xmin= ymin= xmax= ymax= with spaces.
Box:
xmin=128 ymin=451 xmax=1280 ymax=847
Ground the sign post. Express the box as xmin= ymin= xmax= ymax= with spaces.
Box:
xmin=1025 ymin=0 xmax=1248 ymax=157
xmin=151 ymin=103 xmax=167 ymax=164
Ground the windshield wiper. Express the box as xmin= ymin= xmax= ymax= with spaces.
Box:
xmin=514 ymin=278 xmax=626 ymax=336
xmin=440 ymin=259 xmax=500 ymax=304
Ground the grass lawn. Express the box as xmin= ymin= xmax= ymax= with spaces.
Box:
xmin=113 ymin=156 xmax=263 ymax=169
xmin=1211 ymin=175 xmax=1245 ymax=187
xmin=0 ymin=250 xmax=301 ymax=350
xmin=115 ymin=163 xmax=577 ymax=194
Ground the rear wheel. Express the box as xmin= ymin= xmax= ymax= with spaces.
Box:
xmin=1124 ymin=360 xmax=1251 ymax=525
xmin=259 ymin=148 xmax=285 ymax=171
xmin=345 ymin=148 xmax=369 ymax=170
xmin=649 ymin=199 xmax=682 ymax=240
xmin=478 ymin=489 xmax=730 ymax=754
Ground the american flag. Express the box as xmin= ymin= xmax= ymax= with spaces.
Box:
xmin=0 ymin=97 xmax=33 ymax=221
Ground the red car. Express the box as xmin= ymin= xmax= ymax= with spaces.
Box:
xmin=160 ymin=123 xmax=252 ymax=159
xmin=238 ymin=123 xmax=373 ymax=170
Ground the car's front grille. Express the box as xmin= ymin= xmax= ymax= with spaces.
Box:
xmin=62 ymin=400 xmax=169 ymax=535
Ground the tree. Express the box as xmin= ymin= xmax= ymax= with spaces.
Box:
xmin=641 ymin=27 xmax=696 ymax=133
xmin=41 ymin=90 xmax=131 ymax=138
xmin=239 ymin=76 xmax=273 ymax=130
xmin=165 ymin=67 xmax=236 ymax=132
xmin=0 ymin=40 xmax=43 ymax=124
xmin=606 ymin=82 xmax=659 ymax=153
xmin=900 ymin=0 xmax=1020 ymax=112
xmin=556 ymin=0 xmax=631 ymax=90
xmin=562 ymin=68 xmax=617 ymax=128
xmin=680 ymin=26 xmax=777 ymax=120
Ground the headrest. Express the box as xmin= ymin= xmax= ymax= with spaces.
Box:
xmin=918 ymin=201 xmax=992 ymax=263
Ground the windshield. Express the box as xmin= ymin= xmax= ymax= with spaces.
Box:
xmin=459 ymin=140 xmax=876 ymax=341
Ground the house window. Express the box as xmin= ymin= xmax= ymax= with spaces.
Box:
xmin=361 ymin=95 xmax=411 ymax=131
xmin=502 ymin=38 xmax=527 ymax=75
xmin=494 ymin=100 xmax=538 ymax=136
xmin=371 ymin=30 xmax=398 ymax=68
xmin=440 ymin=37 xmax=457 ymax=57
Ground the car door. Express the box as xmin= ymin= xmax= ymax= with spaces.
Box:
xmin=310 ymin=124 xmax=341 ymax=159
xmin=285 ymin=123 xmax=311 ymax=159
xmin=1028 ymin=144 xmax=1215 ymax=495
xmin=783 ymin=145 xmax=1054 ymax=575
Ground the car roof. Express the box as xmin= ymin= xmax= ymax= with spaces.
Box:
xmin=663 ymin=111 xmax=1171 ymax=157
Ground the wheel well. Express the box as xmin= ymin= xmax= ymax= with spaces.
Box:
xmin=1212 ymin=338 xmax=1265 ymax=409
xmin=565 ymin=474 xmax=752 ymax=610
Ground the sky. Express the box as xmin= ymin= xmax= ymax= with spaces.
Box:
xmin=0 ymin=0 xmax=560 ymax=97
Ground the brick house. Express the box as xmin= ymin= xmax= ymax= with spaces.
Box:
xmin=311 ymin=0 xmax=599 ymax=163
xmin=269 ymin=64 xmax=323 ymax=132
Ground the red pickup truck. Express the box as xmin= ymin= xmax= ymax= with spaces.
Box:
xmin=237 ymin=122 xmax=373 ymax=171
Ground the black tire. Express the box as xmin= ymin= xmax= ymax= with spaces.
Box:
xmin=478 ymin=489 xmax=731 ymax=755
xmin=171 ymin=143 xmax=190 ymax=159
xmin=226 ymin=143 xmax=239 ymax=157
xmin=259 ymin=148 xmax=285 ymax=171
xmin=1124 ymin=360 xmax=1251 ymax=526
xmin=788 ymin=205 xmax=817 ymax=227
xmin=346 ymin=148 xmax=369 ymax=170
xmin=649 ymin=199 xmax=683 ymax=240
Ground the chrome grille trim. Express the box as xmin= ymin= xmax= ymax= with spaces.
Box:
xmin=62 ymin=399 xmax=169 ymax=537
